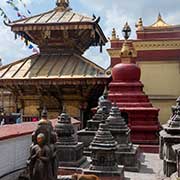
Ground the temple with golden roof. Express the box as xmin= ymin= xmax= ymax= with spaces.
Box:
xmin=0 ymin=1 xmax=179 ymax=128
xmin=0 ymin=0 xmax=109 ymax=123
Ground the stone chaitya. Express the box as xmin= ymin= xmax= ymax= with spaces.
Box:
xmin=160 ymin=96 xmax=180 ymax=177
xmin=86 ymin=107 xmax=104 ymax=131
xmin=78 ymin=87 xmax=112 ymax=154
xmin=83 ymin=123 xmax=124 ymax=179
xmin=55 ymin=109 xmax=87 ymax=167
xmin=107 ymin=102 xmax=140 ymax=171
xmin=87 ymin=87 xmax=112 ymax=131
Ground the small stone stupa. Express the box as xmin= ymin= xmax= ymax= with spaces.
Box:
xmin=86 ymin=107 xmax=104 ymax=131
xmin=78 ymin=87 xmax=112 ymax=154
xmin=55 ymin=108 xmax=87 ymax=167
xmin=160 ymin=96 xmax=180 ymax=177
xmin=107 ymin=102 xmax=140 ymax=171
xmin=83 ymin=123 xmax=124 ymax=179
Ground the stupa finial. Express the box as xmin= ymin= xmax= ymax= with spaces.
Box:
xmin=56 ymin=0 xmax=69 ymax=11
xmin=122 ymin=22 xmax=131 ymax=40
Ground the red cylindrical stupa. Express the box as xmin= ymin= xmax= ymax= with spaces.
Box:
xmin=108 ymin=38 xmax=160 ymax=153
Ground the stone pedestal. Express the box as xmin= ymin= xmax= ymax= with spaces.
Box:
xmin=55 ymin=110 xmax=87 ymax=167
xmin=172 ymin=144 xmax=180 ymax=178
xmin=84 ymin=123 xmax=124 ymax=179
xmin=160 ymin=97 xmax=180 ymax=177
xmin=107 ymin=103 xmax=140 ymax=171
xmin=56 ymin=143 xmax=86 ymax=167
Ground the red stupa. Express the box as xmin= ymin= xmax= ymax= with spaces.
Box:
xmin=108 ymin=23 xmax=160 ymax=152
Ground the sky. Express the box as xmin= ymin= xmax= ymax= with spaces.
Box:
xmin=0 ymin=0 xmax=180 ymax=69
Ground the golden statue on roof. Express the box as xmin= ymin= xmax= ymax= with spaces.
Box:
xmin=111 ymin=28 xmax=119 ymax=40
xmin=135 ymin=17 xmax=143 ymax=31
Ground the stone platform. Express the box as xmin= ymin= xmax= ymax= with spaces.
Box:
xmin=116 ymin=145 xmax=140 ymax=172
xmin=0 ymin=153 xmax=166 ymax=180
xmin=125 ymin=153 xmax=164 ymax=180
xmin=57 ymin=153 xmax=165 ymax=180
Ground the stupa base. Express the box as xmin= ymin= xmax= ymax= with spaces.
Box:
xmin=116 ymin=145 xmax=141 ymax=172
xmin=57 ymin=143 xmax=87 ymax=167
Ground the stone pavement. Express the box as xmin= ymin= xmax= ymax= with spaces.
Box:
xmin=125 ymin=153 xmax=167 ymax=180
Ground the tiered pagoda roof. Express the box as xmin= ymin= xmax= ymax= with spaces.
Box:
xmin=9 ymin=0 xmax=107 ymax=53
xmin=0 ymin=0 xmax=109 ymax=87
xmin=0 ymin=54 xmax=105 ymax=80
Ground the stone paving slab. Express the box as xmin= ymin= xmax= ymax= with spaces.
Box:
xmin=125 ymin=153 xmax=166 ymax=180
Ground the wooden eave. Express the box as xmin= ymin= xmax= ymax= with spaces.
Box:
xmin=11 ymin=22 xmax=107 ymax=45
xmin=94 ymin=23 xmax=108 ymax=44
xmin=0 ymin=77 xmax=109 ymax=87
xmin=11 ymin=22 xmax=95 ymax=31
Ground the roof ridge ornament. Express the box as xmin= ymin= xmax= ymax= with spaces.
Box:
xmin=150 ymin=13 xmax=170 ymax=27
xmin=158 ymin=12 xmax=162 ymax=20
xmin=135 ymin=17 xmax=143 ymax=31
xmin=56 ymin=0 xmax=70 ymax=11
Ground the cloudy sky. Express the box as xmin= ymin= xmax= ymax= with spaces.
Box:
xmin=0 ymin=0 xmax=180 ymax=68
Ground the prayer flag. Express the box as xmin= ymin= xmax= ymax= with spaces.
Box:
xmin=28 ymin=44 xmax=33 ymax=49
xmin=14 ymin=7 xmax=19 ymax=11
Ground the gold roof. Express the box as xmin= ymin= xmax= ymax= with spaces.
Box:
xmin=150 ymin=13 xmax=170 ymax=28
xmin=0 ymin=54 xmax=106 ymax=80
xmin=10 ymin=8 xmax=94 ymax=26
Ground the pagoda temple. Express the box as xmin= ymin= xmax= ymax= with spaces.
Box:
xmin=108 ymin=14 xmax=180 ymax=124
xmin=0 ymin=0 xmax=109 ymax=122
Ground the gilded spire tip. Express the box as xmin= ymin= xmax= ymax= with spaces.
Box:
xmin=158 ymin=12 xmax=162 ymax=20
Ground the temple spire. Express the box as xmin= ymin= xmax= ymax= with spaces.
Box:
xmin=158 ymin=12 xmax=162 ymax=20
xmin=56 ymin=0 xmax=70 ymax=11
